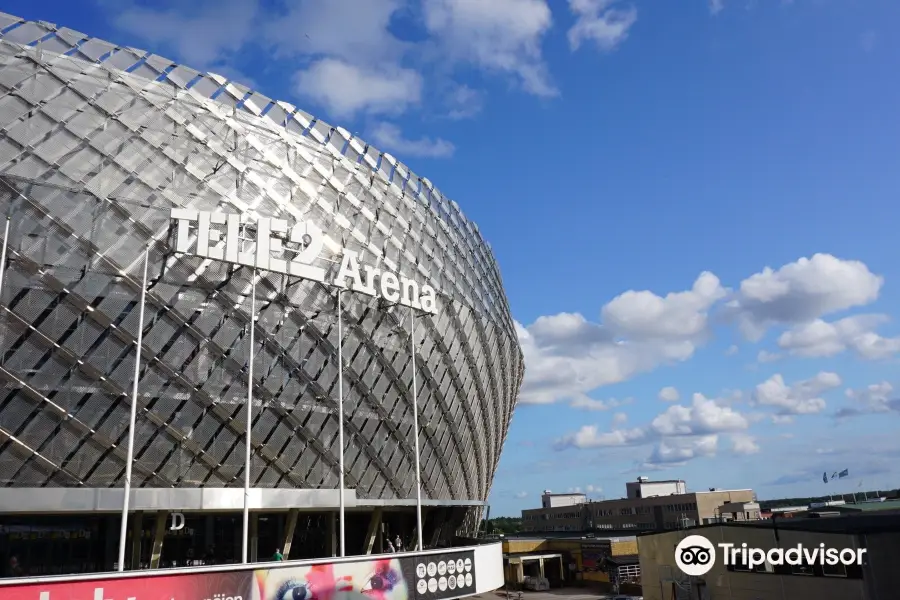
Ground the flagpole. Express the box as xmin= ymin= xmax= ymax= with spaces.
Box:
xmin=242 ymin=269 xmax=256 ymax=564
xmin=337 ymin=288 xmax=345 ymax=557
xmin=117 ymin=244 xmax=150 ymax=571
xmin=0 ymin=216 xmax=10 ymax=302
xmin=410 ymin=309 xmax=423 ymax=552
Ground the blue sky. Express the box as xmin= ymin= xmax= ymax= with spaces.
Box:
xmin=4 ymin=0 xmax=900 ymax=517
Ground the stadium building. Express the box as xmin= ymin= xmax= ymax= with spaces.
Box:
xmin=0 ymin=12 xmax=523 ymax=575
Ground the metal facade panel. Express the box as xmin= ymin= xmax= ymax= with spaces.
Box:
xmin=0 ymin=17 xmax=523 ymax=510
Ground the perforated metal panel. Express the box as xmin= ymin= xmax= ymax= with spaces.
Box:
xmin=0 ymin=13 xmax=524 ymax=510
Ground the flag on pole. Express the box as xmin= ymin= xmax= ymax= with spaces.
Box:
xmin=839 ymin=469 xmax=849 ymax=478
xmin=822 ymin=472 xmax=828 ymax=484
xmin=858 ymin=480 xmax=863 ymax=488
xmin=831 ymin=472 xmax=838 ymax=480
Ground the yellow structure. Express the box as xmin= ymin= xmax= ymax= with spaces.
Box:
xmin=502 ymin=536 xmax=638 ymax=587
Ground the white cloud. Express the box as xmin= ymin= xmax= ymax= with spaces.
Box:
xmin=111 ymin=0 xmax=260 ymax=68
xmin=731 ymin=433 xmax=761 ymax=455
xmin=649 ymin=435 xmax=718 ymax=465
xmin=110 ymin=0 xmax=427 ymax=127
xmin=422 ymin=0 xmax=557 ymax=97
xmin=650 ymin=393 xmax=749 ymax=436
xmin=517 ymin=272 xmax=725 ymax=405
xmin=753 ymin=372 xmax=841 ymax=415
xmin=568 ymin=0 xmax=638 ymax=52
xmin=728 ymin=254 xmax=883 ymax=341
xmin=555 ymin=392 xmax=748 ymax=466
xmin=777 ymin=314 xmax=900 ymax=360
xmin=771 ymin=414 xmax=794 ymax=425
xmin=293 ymin=60 xmax=423 ymax=120
xmin=266 ymin=0 xmax=408 ymax=65
xmin=369 ymin=123 xmax=456 ymax=158
xmin=725 ymin=345 xmax=739 ymax=356
xmin=601 ymin=271 xmax=726 ymax=339
xmin=445 ymin=84 xmax=485 ymax=120
xmin=555 ymin=425 xmax=647 ymax=449
xmin=757 ymin=350 xmax=781 ymax=363
xmin=569 ymin=395 xmax=631 ymax=411
xmin=612 ymin=412 xmax=629 ymax=427
xmin=709 ymin=0 xmax=725 ymax=15
xmin=658 ymin=386 xmax=680 ymax=402
xmin=837 ymin=382 xmax=899 ymax=418
xmin=514 ymin=491 xmax=528 ymax=499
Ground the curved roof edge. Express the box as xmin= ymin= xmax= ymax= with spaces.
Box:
xmin=0 ymin=11 xmax=504 ymax=274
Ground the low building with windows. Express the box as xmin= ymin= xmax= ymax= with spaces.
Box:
xmin=521 ymin=479 xmax=757 ymax=533
xmin=637 ymin=512 xmax=900 ymax=600
xmin=502 ymin=535 xmax=639 ymax=590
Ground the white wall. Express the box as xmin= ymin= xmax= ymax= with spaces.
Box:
xmin=541 ymin=493 xmax=586 ymax=508
xmin=627 ymin=481 xmax=685 ymax=499
xmin=473 ymin=542 xmax=504 ymax=594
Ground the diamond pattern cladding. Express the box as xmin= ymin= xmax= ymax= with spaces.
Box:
xmin=0 ymin=13 xmax=524 ymax=504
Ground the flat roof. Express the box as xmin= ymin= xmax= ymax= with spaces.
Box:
xmin=605 ymin=554 xmax=640 ymax=567
xmin=637 ymin=511 xmax=900 ymax=536
xmin=506 ymin=534 xmax=637 ymax=542
xmin=629 ymin=479 xmax=685 ymax=484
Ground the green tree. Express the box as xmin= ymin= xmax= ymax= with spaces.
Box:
xmin=483 ymin=517 xmax=521 ymax=535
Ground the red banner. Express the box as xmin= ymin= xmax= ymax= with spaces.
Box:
xmin=0 ymin=570 xmax=252 ymax=600
xmin=0 ymin=556 xmax=418 ymax=600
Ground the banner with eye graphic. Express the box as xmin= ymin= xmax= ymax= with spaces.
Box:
xmin=399 ymin=550 xmax=476 ymax=600
xmin=253 ymin=558 xmax=411 ymax=600
xmin=0 ymin=548 xmax=485 ymax=600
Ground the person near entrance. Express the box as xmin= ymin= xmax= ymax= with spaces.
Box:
xmin=272 ymin=548 xmax=284 ymax=561
xmin=7 ymin=556 xmax=24 ymax=577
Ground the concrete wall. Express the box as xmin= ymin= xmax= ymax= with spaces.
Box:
xmin=695 ymin=490 xmax=756 ymax=524
xmin=627 ymin=481 xmax=685 ymax=499
xmin=543 ymin=494 xmax=587 ymax=509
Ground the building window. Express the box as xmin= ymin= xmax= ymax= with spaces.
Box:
xmin=790 ymin=563 xmax=815 ymax=576
xmin=733 ymin=554 xmax=752 ymax=572
xmin=754 ymin=560 xmax=774 ymax=574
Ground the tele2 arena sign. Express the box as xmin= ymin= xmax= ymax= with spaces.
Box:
xmin=171 ymin=209 xmax=439 ymax=314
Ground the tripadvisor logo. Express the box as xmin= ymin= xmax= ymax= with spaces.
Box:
xmin=674 ymin=534 xmax=867 ymax=577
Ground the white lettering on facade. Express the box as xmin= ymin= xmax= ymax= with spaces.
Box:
xmin=171 ymin=209 xmax=438 ymax=314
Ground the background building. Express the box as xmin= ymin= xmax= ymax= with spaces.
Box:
xmin=626 ymin=476 xmax=686 ymax=499
xmin=541 ymin=491 xmax=587 ymax=509
xmin=522 ymin=479 xmax=758 ymax=533
xmin=638 ymin=513 xmax=900 ymax=600
xmin=0 ymin=12 xmax=523 ymax=574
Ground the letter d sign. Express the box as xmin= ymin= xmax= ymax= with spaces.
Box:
xmin=170 ymin=512 xmax=185 ymax=531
